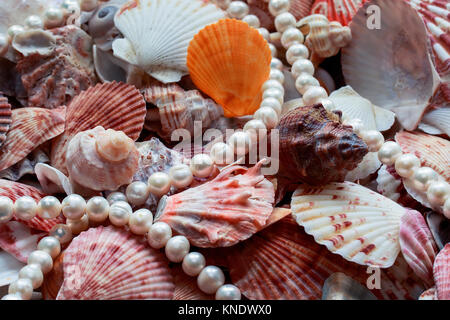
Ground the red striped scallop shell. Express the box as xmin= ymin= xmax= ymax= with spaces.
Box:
xmin=0 ymin=93 xmax=12 ymax=148
xmin=171 ymin=266 xmax=212 ymax=300
xmin=433 ymin=244 xmax=450 ymax=300
xmin=310 ymin=0 xmax=369 ymax=26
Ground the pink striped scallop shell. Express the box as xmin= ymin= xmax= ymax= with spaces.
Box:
xmin=310 ymin=0 xmax=369 ymax=26
xmin=433 ymin=244 xmax=450 ymax=300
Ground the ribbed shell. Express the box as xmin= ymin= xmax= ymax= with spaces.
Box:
xmin=57 ymin=226 xmax=175 ymax=300
xmin=426 ymin=211 xmax=450 ymax=250
xmin=310 ymin=0 xmax=369 ymax=26
xmin=399 ymin=210 xmax=438 ymax=287
xmin=158 ymin=161 xmax=275 ymax=248
xmin=0 ymin=149 xmax=49 ymax=182
xmin=0 ymin=93 xmax=11 ymax=148
xmin=433 ymin=244 xmax=450 ymax=300
xmin=419 ymin=107 xmax=450 ymax=137
xmin=276 ymin=104 xmax=368 ymax=185
xmin=0 ymin=107 xmax=65 ymax=172
xmin=50 ymin=81 xmax=146 ymax=175
xmin=171 ymin=266 xmax=212 ymax=300
xmin=292 ymin=182 xmax=408 ymax=268
xmin=187 ymin=19 xmax=271 ymax=117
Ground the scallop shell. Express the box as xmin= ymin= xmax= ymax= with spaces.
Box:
xmin=56 ymin=226 xmax=174 ymax=300
xmin=171 ymin=266 xmax=212 ymax=300
xmin=17 ymin=25 xmax=97 ymax=109
xmin=0 ymin=107 xmax=66 ymax=172
xmin=310 ymin=0 xmax=369 ymax=26
xmin=0 ymin=250 xmax=24 ymax=287
xmin=399 ymin=210 xmax=438 ymax=287
xmin=112 ymin=0 xmax=225 ymax=83
xmin=322 ymin=272 xmax=377 ymax=300
xmin=276 ymin=104 xmax=368 ymax=186
xmin=157 ymin=160 xmax=275 ymax=248
xmin=0 ymin=148 xmax=49 ymax=182
xmin=50 ymin=81 xmax=146 ymax=175
xmin=341 ymin=0 xmax=443 ymax=131
xmin=419 ymin=286 xmax=437 ymax=300
xmin=419 ymin=107 xmax=450 ymax=137
xmin=433 ymin=243 xmax=450 ymax=300
xmin=292 ymin=182 xmax=409 ymax=268
xmin=426 ymin=211 xmax=450 ymax=250
xmin=187 ymin=19 xmax=271 ymax=117
xmin=0 ymin=93 xmax=12 ymax=149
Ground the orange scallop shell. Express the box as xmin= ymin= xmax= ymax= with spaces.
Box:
xmin=187 ymin=19 xmax=271 ymax=118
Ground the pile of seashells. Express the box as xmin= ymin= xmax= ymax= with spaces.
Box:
xmin=0 ymin=0 xmax=448 ymax=301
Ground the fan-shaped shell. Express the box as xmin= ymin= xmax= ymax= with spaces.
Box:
xmin=171 ymin=266 xmax=212 ymax=300
xmin=0 ymin=93 xmax=11 ymax=149
xmin=0 ymin=148 xmax=49 ymax=182
xmin=433 ymin=243 xmax=450 ymax=300
xmin=322 ymin=272 xmax=377 ymax=300
xmin=399 ymin=210 xmax=438 ymax=287
xmin=310 ymin=0 xmax=369 ymax=26
xmin=50 ymin=81 xmax=146 ymax=175
xmin=187 ymin=19 xmax=271 ymax=117
xmin=292 ymin=182 xmax=409 ymax=268
xmin=158 ymin=160 xmax=275 ymax=248
xmin=426 ymin=211 xmax=450 ymax=250
xmin=419 ymin=107 xmax=450 ymax=137
xmin=112 ymin=0 xmax=225 ymax=83
xmin=57 ymin=226 xmax=175 ymax=300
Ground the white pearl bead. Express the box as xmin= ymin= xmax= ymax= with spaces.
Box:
xmin=81 ymin=0 xmax=98 ymax=12
xmin=443 ymin=198 xmax=450 ymax=219
xmin=395 ymin=154 xmax=421 ymax=178
xmin=37 ymin=196 xmax=61 ymax=220
xmin=242 ymin=14 xmax=260 ymax=28
xmin=281 ymin=27 xmax=304 ymax=49
xmin=269 ymin=68 xmax=285 ymax=84
xmin=257 ymin=28 xmax=270 ymax=41
xmin=182 ymin=252 xmax=206 ymax=277
xmin=1 ymin=294 xmax=22 ymax=300
xmin=49 ymin=224 xmax=72 ymax=244
xmin=147 ymin=222 xmax=172 ymax=249
xmin=295 ymin=73 xmax=320 ymax=95
xmin=269 ymin=0 xmax=290 ymax=16
xmin=344 ymin=118 xmax=364 ymax=136
xmin=215 ymin=284 xmax=242 ymax=300
xmin=109 ymin=201 xmax=132 ymax=227
xmin=148 ymin=172 xmax=172 ymax=196
xmin=197 ymin=266 xmax=225 ymax=294
xmin=286 ymin=43 xmax=309 ymax=65
xmin=228 ymin=131 xmax=251 ymax=155
xmin=19 ymin=264 xmax=43 ymax=289
xmin=268 ymin=43 xmax=277 ymax=57
xmin=126 ymin=181 xmax=150 ymax=206
xmin=260 ymin=97 xmax=282 ymax=115
xmin=86 ymin=196 xmax=109 ymax=222
xmin=44 ymin=8 xmax=64 ymax=28
xmin=129 ymin=209 xmax=153 ymax=235
xmin=254 ymin=107 xmax=279 ymax=129
xmin=210 ymin=142 xmax=234 ymax=165
xmin=262 ymin=79 xmax=284 ymax=94
xmin=165 ymin=236 xmax=190 ymax=263
xmin=361 ymin=130 xmax=385 ymax=152
xmin=270 ymin=57 xmax=283 ymax=70
xmin=413 ymin=167 xmax=439 ymax=191
xmin=66 ymin=214 xmax=89 ymax=235
xmin=0 ymin=196 xmax=14 ymax=223
xmin=263 ymin=87 xmax=284 ymax=105
xmin=190 ymin=154 xmax=214 ymax=178
xmin=244 ymin=119 xmax=267 ymax=142
xmin=292 ymin=58 xmax=314 ymax=78
xmin=7 ymin=25 xmax=25 ymax=38
xmin=106 ymin=192 xmax=127 ymax=205
xmin=320 ymin=98 xmax=335 ymax=111
xmin=227 ymin=1 xmax=249 ymax=19
xmin=275 ymin=12 xmax=296 ymax=33
xmin=61 ymin=194 xmax=86 ymax=220
xmin=427 ymin=181 xmax=450 ymax=207
xmin=8 ymin=278 xmax=33 ymax=300
xmin=169 ymin=165 xmax=194 ymax=189
xmin=25 ymin=15 xmax=44 ymax=29
xmin=14 ymin=196 xmax=37 ymax=221
xmin=378 ymin=141 xmax=403 ymax=166
xmin=302 ymin=86 xmax=328 ymax=105
xmin=27 ymin=250 xmax=53 ymax=274
xmin=37 ymin=236 xmax=61 ymax=259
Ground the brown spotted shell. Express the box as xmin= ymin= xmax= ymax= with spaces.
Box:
xmin=276 ymin=104 xmax=368 ymax=185
xmin=0 ymin=93 xmax=12 ymax=148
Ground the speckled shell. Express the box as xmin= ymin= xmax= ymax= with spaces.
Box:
xmin=322 ymin=272 xmax=377 ymax=300
xmin=0 ymin=94 xmax=11 ymax=149
xmin=187 ymin=19 xmax=271 ymax=117
xmin=50 ymin=81 xmax=146 ymax=175
xmin=426 ymin=211 xmax=450 ymax=250
xmin=310 ymin=0 xmax=369 ymax=26
xmin=292 ymin=182 xmax=409 ymax=268
xmin=419 ymin=287 xmax=437 ymax=300
xmin=17 ymin=25 xmax=97 ymax=109
xmin=276 ymin=104 xmax=368 ymax=186
xmin=0 ymin=107 xmax=65 ymax=172
xmin=158 ymin=161 xmax=275 ymax=248
xmin=399 ymin=210 xmax=438 ymax=287
xmin=57 ymin=226 xmax=175 ymax=300
xmin=433 ymin=244 xmax=450 ymax=300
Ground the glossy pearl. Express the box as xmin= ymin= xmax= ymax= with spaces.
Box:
xmin=243 ymin=119 xmax=267 ymax=144
xmin=13 ymin=196 xmax=37 ymax=221
xmin=1 ymin=294 xmax=22 ymax=300
xmin=210 ymin=142 xmax=234 ymax=165
xmin=67 ymin=214 xmax=89 ymax=235
xmin=165 ymin=236 xmax=190 ymax=263
xmin=227 ymin=1 xmax=249 ymax=19
xmin=190 ymin=154 xmax=214 ymax=178
xmin=268 ymin=43 xmax=277 ymax=57
xmin=268 ymin=0 xmax=290 ymax=16
xmin=37 ymin=236 xmax=61 ymax=259
xmin=86 ymin=196 xmax=110 ymax=222
xmin=147 ymin=222 xmax=172 ymax=249
xmin=37 ymin=196 xmax=61 ymax=219
xmin=148 ymin=172 xmax=172 ymax=196
xmin=0 ymin=33 xmax=9 ymax=54
xmin=182 ymin=252 xmax=206 ymax=276
xmin=269 ymin=68 xmax=285 ymax=84
xmin=126 ymin=181 xmax=150 ymax=206
xmin=7 ymin=25 xmax=25 ymax=38
xmin=61 ymin=194 xmax=86 ymax=220
xmin=262 ymin=79 xmax=284 ymax=93
xmin=260 ymin=97 xmax=282 ymax=115
xmin=295 ymin=73 xmax=320 ymax=95
xmin=395 ymin=154 xmax=421 ymax=178
xmin=81 ymin=0 xmax=98 ymax=12
xmin=413 ymin=167 xmax=438 ymax=191
xmin=427 ymin=181 xmax=450 ymax=207
xmin=44 ymin=8 xmax=64 ymax=28
xmin=292 ymin=59 xmax=314 ymax=78
xmin=106 ymin=192 xmax=127 ymax=204
xmin=49 ymin=224 xmax=72 ymax=244
xmin=197 ymin=266 xmax=225 ymax=294
xmin=109 ymin=201 xmax=132 ymax=227
xmin=8 ymin=278 xmax=33 ymax=300
xmin=254 ymin=107 xmax=279 ymax=129
xmin=129 ymin=209 xmax=153 ymax=235
xmin=361 ymin=130 xmax=385 ymax=152
xmin=242 ymin=14 xmax=260 ymax=28
xmin=270 ymin=57 xmax=283 ymax=70
xmin=263 ymin=87 xmax=284 ymax=105
xmin=228 ymin=131 xmax=251 ymax=155
xmin=169 ymin=165 xmax=194 ymax=189
xmin=281 ymin=27 xmax=304 ymax=49
xmin=286 ymin=43 xmax=309 ymax=65
xmin=275 ymin=12 xmax=296 ymax=33
xmin=215 ymin=284 xmax=242 ymax=300
xmin=0 ymin=196 xmax=14 ymax=223
xmin=443 ymin=198 xmax=450 ymax=219
xmin=378 ymin=141 xmax=403 ymax=166
xmin=302 ymin=86 xmax=328 ymax=105
xmin=27 ymin=250 xmax=53 ymax=274
xmin=19 ymin=265 xmax=43 ymax=289
xmin=344 ymin=118 xmax=364 ymax=136
xmin=257 ymin=28 xmax=270 ymax=41
xmin=25 ymin=15 xmax=44 ymax=29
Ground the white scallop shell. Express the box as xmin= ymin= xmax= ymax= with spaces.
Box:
xmin=112 ymin=0 xmax=225 ymax=83
xmin=292 ymin=182 xmax=408 ymax=268
xmin=419 ymin=107 xmax=450 ymax=137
